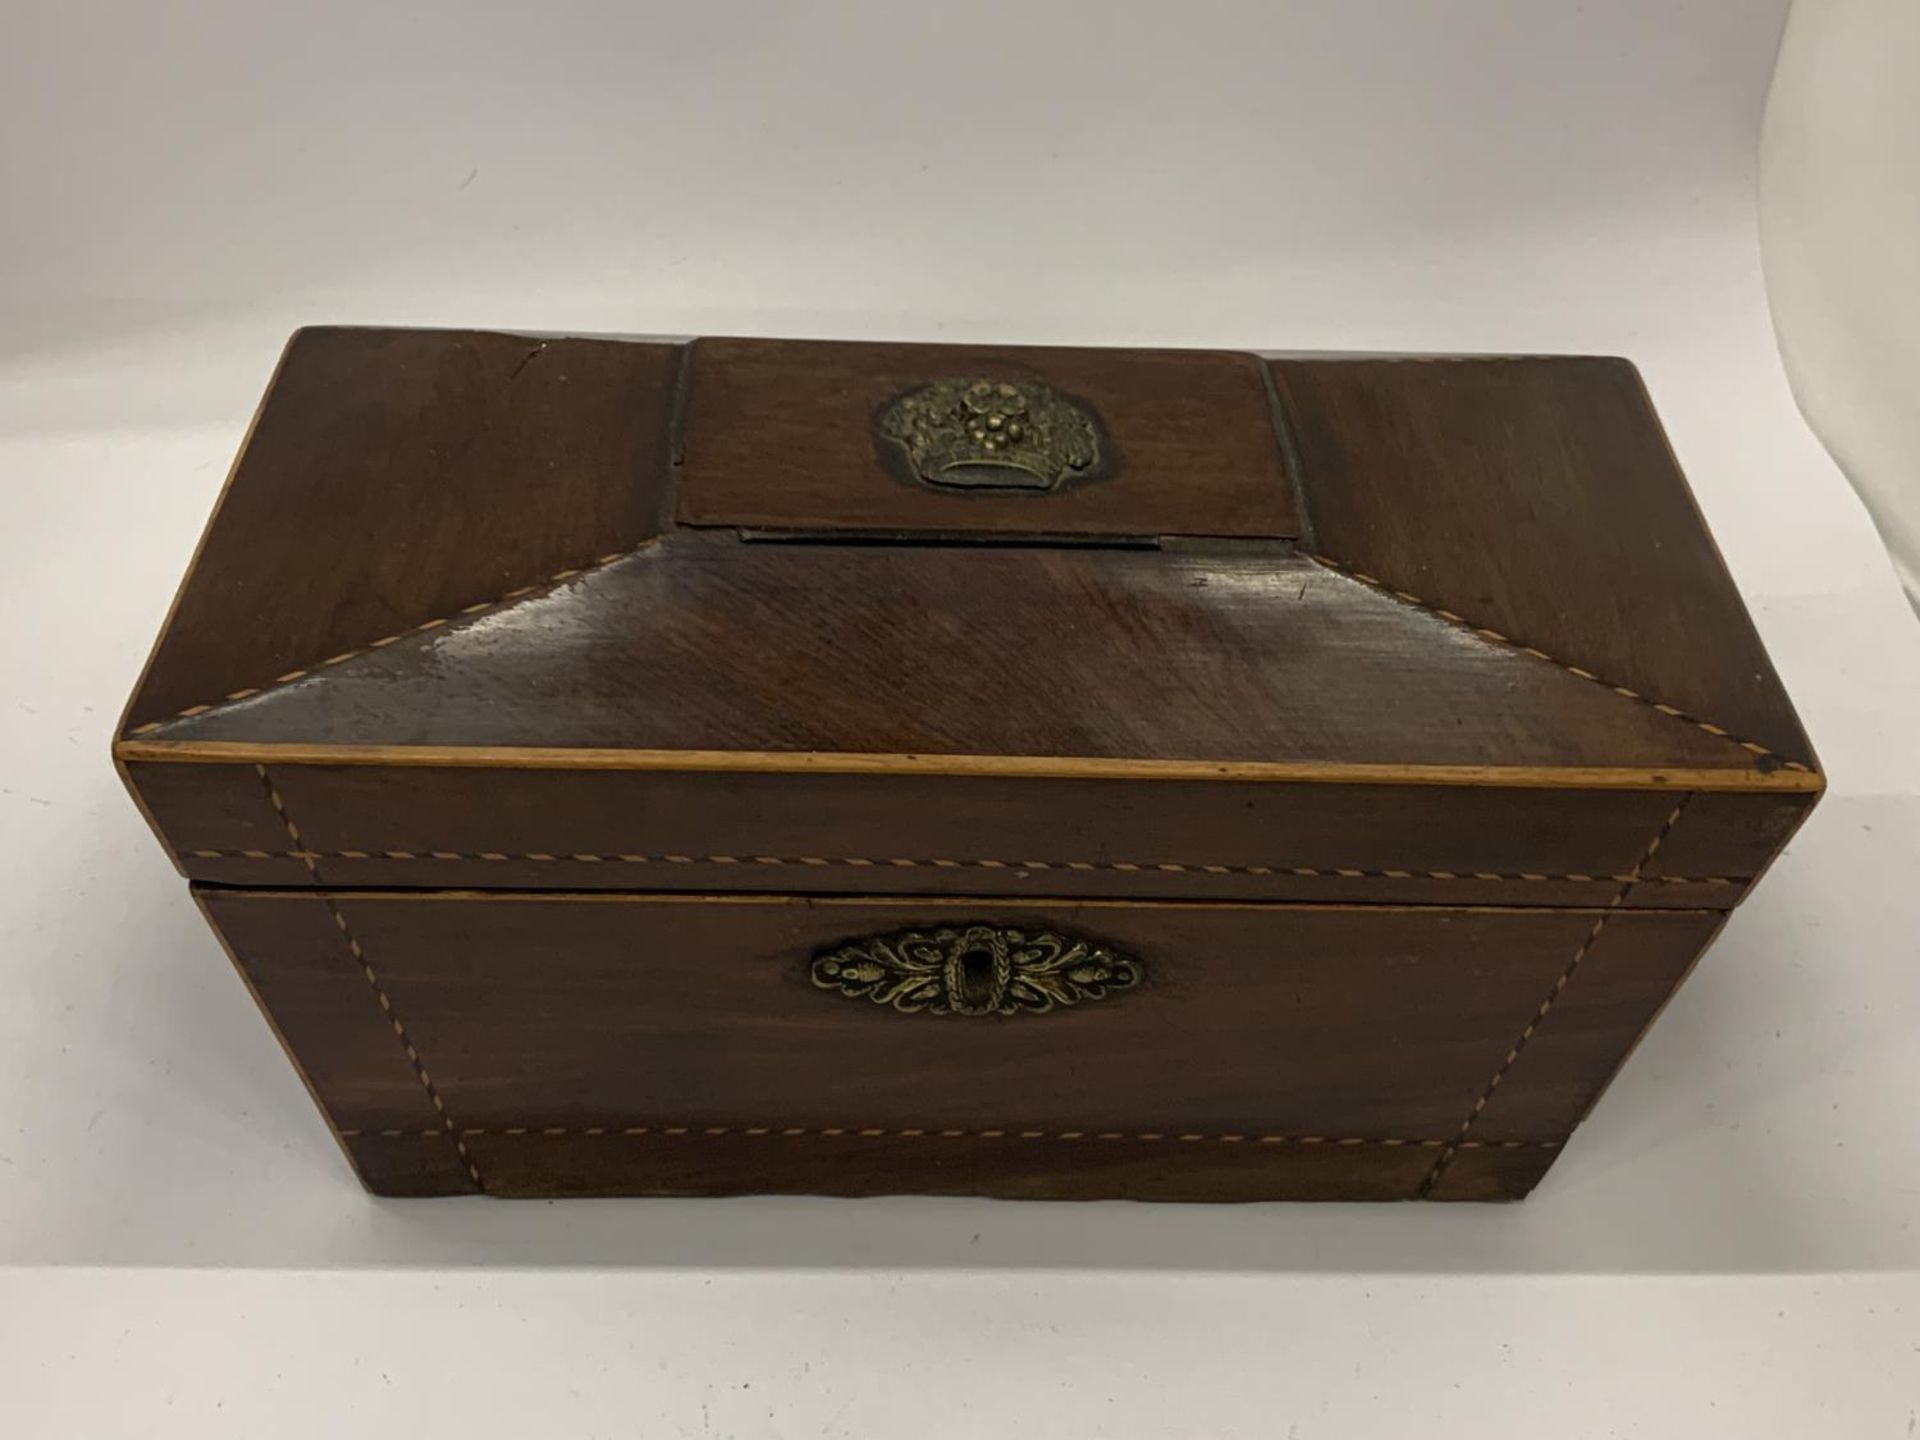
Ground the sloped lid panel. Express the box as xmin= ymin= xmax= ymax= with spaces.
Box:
xmin=128 ymin=533 xmax=1751 ymax=769
xmin=1271 ymin=354 xmax=1817 ymax=772
xmin=122 ymin=327 xmax=683 ymax=735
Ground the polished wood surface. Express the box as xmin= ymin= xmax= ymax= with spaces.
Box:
xmin=123 ymin=327 xmax=682 ymax=734
xmin=120 ymin=332 xmax=1812 ymax=791
xmin=126 ymin=532 xmax=1777 ymax=770
xmin=1271 ymin=355 xmax=1816 ymax=770
xmin=118 ymin=328 xmax=1823 ymax=1203
xmin=678 ymin=336 xmax=1298 ymax=538
xmin=199 ymin=890 xmax=1718 ymax=1200
xmin=133 ymin=759 xmax=1794 ymax=911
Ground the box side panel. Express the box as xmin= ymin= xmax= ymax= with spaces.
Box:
xmin=1423 ymin=1144 xmax=1559 ymax=1202
xmin=151 ymin=763 xmax=1749 ymax=908
xmin=1628 ymin=791 xmax=1821 ymax=901
xmin=1424 ymin=910 xmax=1722 ymax=1150
xmin=197 ymin=888 xmax=478 ymax=1196
xmin=126 ymin=760 xmax=313 ymax=885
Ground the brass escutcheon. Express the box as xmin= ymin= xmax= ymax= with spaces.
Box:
xmin=811 ymin=924 xmax=1143 ymax=1016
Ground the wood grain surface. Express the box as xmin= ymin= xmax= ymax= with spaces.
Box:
xmin=1271 ymin=355 xmax=1817 ymax=770
xmin=118 ymin=329 xmax=1822 ymax=1203
xmin=126 ymin=533 xmax=1780 ymax=771
xmin=122 ymin=327 xmax=683 ymax=734
xmin=677 ymin=336 xmax=1298 ymax=539
xmin=198 ymin=889 xmax=1722 ymax=1201
xmin=132 ymin=759 xmax=1798 ymax=911
xmin=121 ymin=333 xmax=1814 ymax=790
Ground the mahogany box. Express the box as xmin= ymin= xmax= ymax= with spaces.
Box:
xmin=115 ymin=329 xmax=1821 ymax=1201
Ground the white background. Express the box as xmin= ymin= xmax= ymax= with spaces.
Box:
xmin=4 ymin=2 xmax=1919 ymax=1434
xmin=1764 ymin=0 xmax=1920 ymax=606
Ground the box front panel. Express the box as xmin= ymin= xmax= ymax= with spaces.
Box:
xmin=198 ymin=890 xmax=1718 ymax=1201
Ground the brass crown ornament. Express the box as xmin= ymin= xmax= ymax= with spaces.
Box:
xmin=876 ymin=377 xmax=1103 ymax=493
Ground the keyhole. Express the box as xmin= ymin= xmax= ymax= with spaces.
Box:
xmin=956 ymin=947 xmax=996 ymax=1007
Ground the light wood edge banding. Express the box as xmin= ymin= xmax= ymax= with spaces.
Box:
xmin=116 ymin=740 xmax=1824 ymax=793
